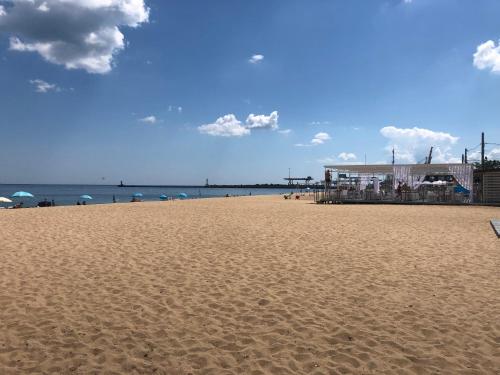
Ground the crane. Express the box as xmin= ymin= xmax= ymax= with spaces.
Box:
xmin=425 ymin=146 xmax=433 ymax=164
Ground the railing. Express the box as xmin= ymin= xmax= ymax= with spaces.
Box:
xmin=315 ymin=189 xmax=469 ymax=204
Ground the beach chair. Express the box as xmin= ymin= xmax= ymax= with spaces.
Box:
xmin=491 ymin=220 xmax=500 ymax=238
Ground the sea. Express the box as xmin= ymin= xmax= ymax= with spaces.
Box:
xmin=0 ymin=184 xmax=295 ymax=208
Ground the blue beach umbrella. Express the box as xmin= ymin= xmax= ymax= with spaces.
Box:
xmin=80 ymin=195 xmax=93 ymax=200
xmin=132 ymin=192 xmax=143 ymax=198
xmin=178 ymin=193 xmax=188 ymax=199
xmin=159 ymin=194 xmax=168 ymax=200
xmin=11 ymin=191 xmax=34 ymax=198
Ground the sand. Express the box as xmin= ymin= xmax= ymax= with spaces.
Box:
xmin=0 ymin=196 xmax=499 ymax=375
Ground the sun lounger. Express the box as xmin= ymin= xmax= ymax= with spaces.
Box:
xmin=491 ymin=220 xmax=500 ymax=238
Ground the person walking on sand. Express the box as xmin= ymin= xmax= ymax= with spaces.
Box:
xmin=396 ymin=181 xmax=402 ymax=200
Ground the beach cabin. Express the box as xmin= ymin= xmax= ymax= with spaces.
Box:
xmin=318 ymin=163 xmax=474 ymax=204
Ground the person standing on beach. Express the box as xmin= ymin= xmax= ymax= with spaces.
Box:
xmin=325 ymin=169 xmax=332 ymax=186
xmin=396 ymin=182 xmax=402 ymax=200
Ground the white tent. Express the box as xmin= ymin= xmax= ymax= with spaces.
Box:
xmin=322 ymin=163 xmax=474 ymax=203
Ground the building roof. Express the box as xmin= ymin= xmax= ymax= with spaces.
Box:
xmin=324 ymin=164 xmax=470 ymax=174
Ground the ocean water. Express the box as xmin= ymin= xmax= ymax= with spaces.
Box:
xmin=0 ymin=184 xmax=294 ymax=208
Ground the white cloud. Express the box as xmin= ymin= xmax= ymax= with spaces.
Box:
xmin=29 ymin=78 xmax=60 ymax=93
xmin=338 ymin=152 xmax=357 ymax=161
xmin=139 ymin=115 xmax=157 ymax=124
xmin=198 ymin=114 xmax=250 ymax=137
xmin=0 ymin=5 xmax=6 ymax=16
xmin=473 ymin=40 xmax=500 ymax=74
xmin=317 ymin=156 xmax=336 ymax=164
xmin=380 ymin=126 xmax=458 ymax=144
xmin=380 ymin=126 xmax=459 ymax=163
xmin=488 ymin=148 xmax=500 ymax=160
xmin=309 ymin=121 xmax=330 ymax=126
xmin=278 ymin=129 xmax=292 ymax=135
xmin=469 ymin=148 xmax=500 ymax=161
xmin=198 ymin=111 xmax=279 ymax=137
xmin=317 ymin=155 xmax=362 ymax=165
xmin=1 ymin=0 xmax=149 ymax=74
xmin=249 ymin=54 xmax=264 ymax=64
xmin=295 ymin=132 xmax=332 ymax=147
xmin=168 ymin=105 xmax=182 ymax=113
xmin=311 ymin=132 xmax=331 ymax=145
xmin=38 ymin=2 xmax=50 ymax=12
xmin=246 ymin=111 xmax=278 ymax=130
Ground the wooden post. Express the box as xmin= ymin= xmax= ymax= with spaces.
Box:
xmin=481 ymin=132 xmax=485 ymax=170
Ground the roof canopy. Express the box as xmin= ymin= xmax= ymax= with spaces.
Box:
xmin=324 ymin=163 xmax=468 ymax=174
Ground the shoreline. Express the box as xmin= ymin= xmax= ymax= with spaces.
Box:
xmin=0 ymin=193 xmax=307 ymax=210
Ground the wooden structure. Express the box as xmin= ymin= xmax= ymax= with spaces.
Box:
xmin=482 ymin=171 xmax=500 ymax=203
xmin=317 ymin=163 xmax=474 ymax=204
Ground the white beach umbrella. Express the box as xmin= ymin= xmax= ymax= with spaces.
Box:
xmin=0 ymin=197 xmax=12 ymax=203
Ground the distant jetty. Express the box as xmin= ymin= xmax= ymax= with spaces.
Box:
xmin=117 ymin=181 xmax=322 ymax=189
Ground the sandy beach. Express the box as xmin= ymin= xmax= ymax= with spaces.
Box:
xmin=0 ymin=196 xmax=499 ymax=374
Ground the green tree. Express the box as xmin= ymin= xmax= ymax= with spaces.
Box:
xmin=474 ymin=157 xmax=500 ymax=171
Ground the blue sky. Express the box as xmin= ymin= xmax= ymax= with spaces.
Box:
xmin=1 ymin=0 xmax=500 ymax=185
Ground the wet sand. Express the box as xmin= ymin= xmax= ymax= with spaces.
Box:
xmin=1 ymin=196 xmax=499 ymax=374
